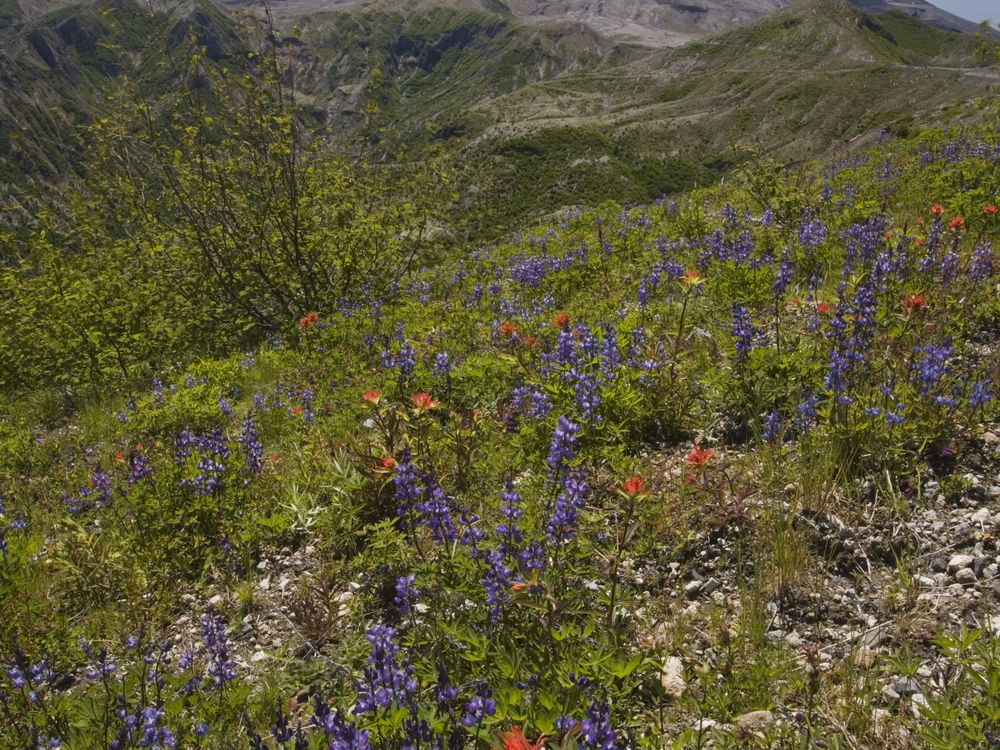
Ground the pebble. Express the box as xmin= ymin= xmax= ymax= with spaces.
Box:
xmin=684 ymin=580 xmax=703 ymax=597
xmin=894 ymin=677 xmax=920 ymax=696
xmin=972 ymin=507 xmax=992 ymax=524
xmin=701 ymin=578 xmax=721 ymax=595
xmin=736 ymin=710 xmax=775 ymax=733
xmin=948 ymin=553 xmax=975 ymax=573
xmin=250 ymin=650 xmax=268 ymax=663
xmin=955 ymin=568 xmax=977 ymax=585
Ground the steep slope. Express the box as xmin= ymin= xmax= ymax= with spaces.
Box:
xmin=0 ymin=0 xmax=241 ymax=207
xmin=439 ymin=0 xmax=998 ymax=231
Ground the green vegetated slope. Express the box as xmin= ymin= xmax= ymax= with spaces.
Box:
xmin=2 ymin=117 xmax=1000 ymax=747
xmin=0 ymin=0 xmax=241 ymax=218
xmin=449 ymin=0 xmax=998 ymax=233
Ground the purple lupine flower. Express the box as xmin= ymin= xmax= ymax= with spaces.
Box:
xmin=546 ymin=473 xmax=588 ymax=546
xmin=969 ymin=379 xmax=992 ymax=408
xmin=355 ymin=625 xmax=417 ymax=714
xmin=300 ymin=388 xmax=316 ymax=425
xmin=239 ymin=414 xmax=263 ymax=475
xmin=481 ymin=549 xmax=512 ymax=622
xmin=152 ymin=378 xmax=165 ymax=407
xmin=518 ymin=541 xmax=547 ymax=574
xmin=91 ymin=467 xmax=113 ymax=506
xmin=314 ymin=697 xmax=371 ymax=749
xmin=511 ymin=386 xmax=552 ymax=420
xmin=546 ymin=416 xmax=580 ymax=485
xmin=731 ymin=305 xmax=754 ymax=359
xmin=394 ymin=575 xmax=418 ymax=615
xmin=497 ymin=483 xmax=524 ymax=551
xmin=397 ymin=343 xmax=417 ymax=379
xmin=219 ymin=397 xmax=233 ymax=417
xmin=970 ymin=242 xmax=993 ymax=282
xmin=460 ymin=683 xmax=496 ymax=728
xmin=798 ymin=212 xmax=828 ymax=249
xmin=580 ymin=700 xmax=618 ymax=750
xmin=574 ymin=373 xmax=603 ymax=422
xmin=415 ymin=481 xmax=458 ymax=544
xmin=914 ymin=342 xmax=952 ymax=396
xmin=433 ymin=352 xmax=452 ymax=378
xmin=762 ymin=411 xmax=781 ymax=442
xmin=139 ymin=706 xmax=175 ymax=749
xmin=600 ymin=326 xmax=621 ymax=379
xmin=796 ymin=393 xmax=820 ymax=433
xmin=435 ymin=667 xmax=460 ymax=704
xmin=393 ymin=451 xmax=422 ymax=517
xmin=886 ymin=408 xmax=905 ymax=425
xmin=81 ymin=641 xmax=117 ymax=681
xmin=772 ymin=249 xmax=794 ymax=296
xmin=201 ymin=612 xmax=237 ymax=689
xmin=128 ymin=453 xmax=153 ymax=484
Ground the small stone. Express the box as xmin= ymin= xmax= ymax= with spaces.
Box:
xmin=854 ymin=647 xmax=877 ymax=668
xmin=930 ymin=556 xmax=949 ymax=573
xmin=894 ymin=677 xmax=920 ymax=696
xmin=256 ymin=560 xmax=268 ymax=571
xmin=911 ymin=693 xmax=930 ymax=714
xmin=881 ymin=685 xmax=901 ymax=702
xmin=661 ymin=657 xmax=686 ymax=699
xmin=736 ymin=710 xmax=775 ymax=734
xmin=259 ymin=577 xmax=271 ymax=591
xmin=207 ymin=594 xmax=224 ymax=607
xmin=701 ymin=578 xmax=721 ymax=595
xmin=972 ymin=507 xmax=992 ymax=524
xmin=250 ymin=650 xmax=268 ymax=663
xmin=948 ymin=554 xmax=975 ymax=574
xmin=684 ymin=580 xmax=703 ymax=597
xmin=915 ymin=575 xmax=936 ymax=588
xmin=955 ymin=568 xmax=977 ymax=585
xmin=973 ymin=558 xmax=989 ymax=577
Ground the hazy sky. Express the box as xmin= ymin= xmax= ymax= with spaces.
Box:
xmin=932 ymin=0 xmax=998 ymax=25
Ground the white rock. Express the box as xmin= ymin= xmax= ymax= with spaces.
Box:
xmin=972 ymin=507 xmax=992 ymax=524
xmin=207 ymin=594 xmax=224 ymax=607
xmin=259 ymin=577 xmax=271 ymax=591
xmin=948 ymin=554 xmax=975 ymax=574
xmin=661 ymin=657 xmax=686 ymax=699
xmin=251 ymin=650 xmax=268 ymax=663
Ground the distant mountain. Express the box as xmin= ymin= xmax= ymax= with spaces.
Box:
xmin=220 ymin=0 xmax=995 ymax=46
xmin=0 ymin=0 xmax=996 ymax=236
xmin=849 ymin=0 xmax=990 ymax=35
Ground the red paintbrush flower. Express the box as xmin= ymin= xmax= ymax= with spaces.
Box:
xmin=622 ymin=476 xmax=648 ymax=496
xmin=686 ymin=446 xmax=715 ymax=468
xmin=949 ymin=216 xmax=965 ymax=231
xmin=902 ymin=294 xmax=926 ymax=315
xmin=411 ymin=392 xmax=439 ymax=410
xmin=299 ymin=311 xmax=320 ymax=329
xmin=552 ymin=313 xmax=571 ymax=328
xmin=985 ymin=204 xmax=998 ymax=217
xmin=930 ymin=203 xmax=945 ymax=215
xmin=501 ymin=727 xmax=547 ymax=750
xmin=362 ymin=390 xmax=381 ymax=404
